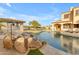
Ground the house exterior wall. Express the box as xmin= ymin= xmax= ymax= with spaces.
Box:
xmin=73 ymin=8 xmax=79 ymax=24
xmin=51 ymin=23 xmax=69 ymax=32
xmin=71 ymin=8 xmax=79 ymax=31
xmin=61 ymin=12 xmax=70 ymax=21
xmin=51 ymin=22 xmax=72 ymax=32
xmin=61 ymin=23 xmax=68 ymax=31
xmin=61 ymin=23 xmax=72 ymax=31
xmin=51 ymin=7 xmax=79 ymax=32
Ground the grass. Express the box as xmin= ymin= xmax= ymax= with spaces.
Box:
xmin=28 ymin=49 xmax=43 ymax=55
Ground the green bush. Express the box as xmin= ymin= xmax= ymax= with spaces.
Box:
xmin=42 ymin=41 xmax=47 ymax=45
xmin=28 ymin=49 xmax=43 ymax=55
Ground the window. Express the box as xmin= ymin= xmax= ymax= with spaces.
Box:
xmin=64 ymin=14 xmax=70 ymax=19
xmin=63 ymin=24 xmax=71 ymax=28
xmin=76 ymin=10 xmax=79 ymax=16
xmin=74 ymin=24 xmax=79 ymax=28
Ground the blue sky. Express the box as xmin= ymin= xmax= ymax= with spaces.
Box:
xmin=0 ymin=3 xmax=79 ymax=26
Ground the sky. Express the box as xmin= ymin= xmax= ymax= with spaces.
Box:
xmin=0 ymin=3 xmax=79 ymax=26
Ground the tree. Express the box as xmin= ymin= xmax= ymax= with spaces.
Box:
xmin=29 ymin=20 xmax=41 ymax=28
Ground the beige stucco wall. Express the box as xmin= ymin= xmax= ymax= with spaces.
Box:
xmin=73 ymin=16 xmax=79 ymax=24
xmin=61 ymin=12 xmax=70 ymax=21
xmin=60 ymin=8 xmax=79 ymax=31
xmin=51 ymin=22 xmax=70 ymax=32
xmin=52 ymin=7 xmax=79 ymax=32
xmin=61 ymin=22 xmax=72 ymax=31
xmin=73 ymin=8 xmax=79 ymax=24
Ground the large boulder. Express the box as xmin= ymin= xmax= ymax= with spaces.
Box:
xmin=29 ymin=39 xmax=42 ymax=49
xmin=14 ymin=37 xmax=28 ymax=53
xmin=28 ymin=37 xmax=33 ymax=45
xmin=3 ymin=36 xmax=13 ymax=49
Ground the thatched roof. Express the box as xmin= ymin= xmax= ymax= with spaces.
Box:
xmin=0 ymin=18 xmax=25 ymax=23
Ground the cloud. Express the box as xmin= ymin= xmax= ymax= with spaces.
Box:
xmin=0 ymin=7 xmax=7 ymax=16
xmin=0 ymin=6 xmax=53 ymax=26
xmin=6 ymin=3 xmax=12 ymax=7
xmin=0 ymin=6 xmax=16 ymax=18
xmin=9 ymin=16 xmax=16 ymax=19
xmin=0 ymin=13 xmax=4 ymax=16
xmin=17 ymin=14 xmax=54 ymax=21
xmin=0 ymin=7 xmax=7 ymax=13
xmin=15 ymin=14 xmax=54 ymax=26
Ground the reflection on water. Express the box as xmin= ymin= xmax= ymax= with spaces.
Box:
xmin=60 ymin=35 xmax=79 ymax=54
xmin=36 ymin=31 xmax=79 ymax=54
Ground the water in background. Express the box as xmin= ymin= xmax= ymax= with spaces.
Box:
xmin=36 ymin=31 xmax=79 ymax=54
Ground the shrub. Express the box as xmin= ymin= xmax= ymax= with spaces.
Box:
xmin=42 ymin=41 xmax=47 ymax=45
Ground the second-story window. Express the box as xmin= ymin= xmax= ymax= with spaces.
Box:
xmin=76 ymin=10 xmax=79 ymax=16
xmin=64 ymin=14 xmax=70 ymax=19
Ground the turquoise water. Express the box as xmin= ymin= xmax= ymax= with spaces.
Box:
xmin=36 ymin=31 xmax=79 ymax=54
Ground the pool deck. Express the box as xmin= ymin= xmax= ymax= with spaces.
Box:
xmin=40 ymin=44 xmax=69 ymax=55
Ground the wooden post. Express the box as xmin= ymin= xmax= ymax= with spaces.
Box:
xmin=7 ymin=22 xmax=8 ymax=33
xmin=11 ymin=23 xmax=12 ymax=40
xmin=11 ymin=23 xmax=15 ymax=40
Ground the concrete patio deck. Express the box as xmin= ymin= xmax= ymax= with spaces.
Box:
xmin=40 ymin=44 xmax=69 ymax=55
xmin=60 ymin=32 xmax=79 ymax=38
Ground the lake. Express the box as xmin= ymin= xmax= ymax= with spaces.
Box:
xmin=36 ymin=31 xmax=79 ymax=54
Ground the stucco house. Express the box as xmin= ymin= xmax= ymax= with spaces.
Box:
xmin=51 ymin=7 xmax=79 ymax=32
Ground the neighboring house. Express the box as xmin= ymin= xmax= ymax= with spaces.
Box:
xmin=51 ymin=7 xmax=79 ymax=32
xmin=0 ymin=18 xmax=25 ymax=33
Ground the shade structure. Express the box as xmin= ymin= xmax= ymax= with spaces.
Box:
xmin=0 ymin=18 xmax=25 ymax=23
